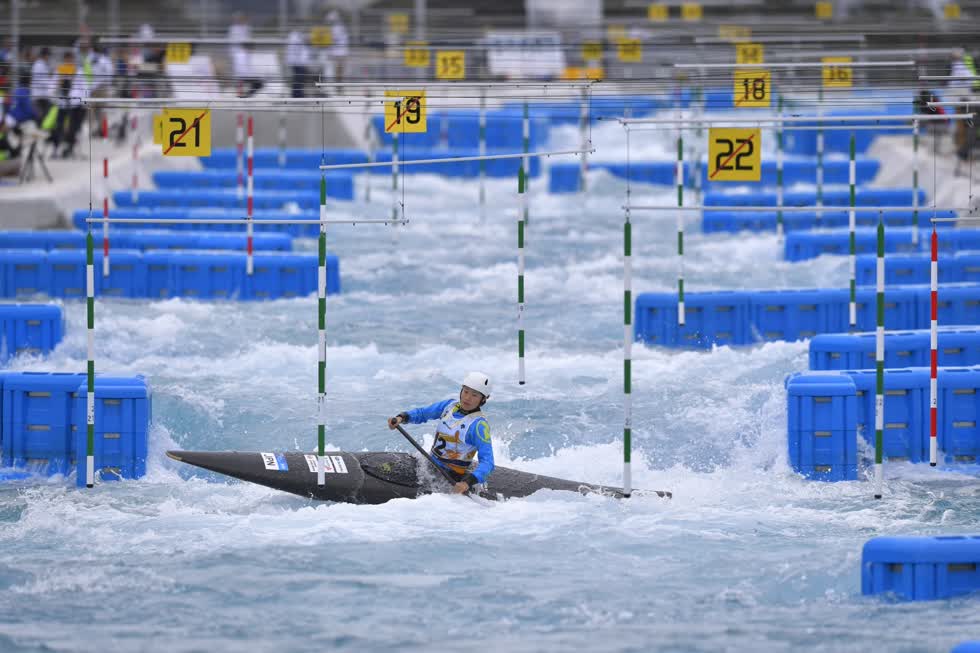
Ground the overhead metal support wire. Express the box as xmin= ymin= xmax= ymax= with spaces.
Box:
xmin=613 ymin=113 xmax=974 ymax=128
xmin=84 ymin=218 xmax=409 ymax=226
xmin=694 ymin=35 xmax=867 ymax=45
xmin=318 ymin=148 xmax=592 ymax=171
xmin=623 ymin=205 xmax=974 ymax=213
xmin=674 ymin=61 xmax=915 ymax=70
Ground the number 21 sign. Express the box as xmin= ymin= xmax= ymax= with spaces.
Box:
xmin=708 ymin=128 xmax=761 ymax=182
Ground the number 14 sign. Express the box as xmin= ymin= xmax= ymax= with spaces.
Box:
xmin=708 ymin=128 xmax=761 ymax=182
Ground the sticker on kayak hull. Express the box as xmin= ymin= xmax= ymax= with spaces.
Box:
xmin=331 ymin=455 xmax=348 ymax=474
xmin=261 ymin=452 xmax=289 ymax=471
xmin=304 ymin=454 xmax=335 ymax=474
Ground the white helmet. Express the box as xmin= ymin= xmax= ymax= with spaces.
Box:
xmin=461 ymin=371 xmax=492 ymax=398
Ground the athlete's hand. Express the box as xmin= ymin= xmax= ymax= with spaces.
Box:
xmin=387 ymin=415 xmax=403 ymax=430
xmin=452 ymin=481 xmax=469 ymax=494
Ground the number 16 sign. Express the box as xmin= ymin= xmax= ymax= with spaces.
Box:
xmin=707 ymin=128 xmax=761 ymax=182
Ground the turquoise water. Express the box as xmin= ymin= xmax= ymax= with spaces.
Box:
xmin=1 ymin=123 xmax=979 ymax=652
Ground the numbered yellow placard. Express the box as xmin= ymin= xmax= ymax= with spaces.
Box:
xmin=733 ymin=69 xmax=771 ymax=108
xmin=161 ymin=108 xmax=211 ymax=157
xmin=152 ymin=113 xmax=163 ymax=145
xmin=384 ymin=90 xmax=427 ymax=134
xmin=165 ymin=43 xmax=191 ymax=64
xmin=582 ymin=41 xmax=603 ymax=62
xmin=648 ymin=3 xmax=668 ymax=21
xmin=607 ymin=25 xmax=627 ymax=40
xmin=310 ymin=26 xmax=332 ymax=47
xmin=944 ymin=3 xmax=961 ymax=19
xmin=815 ymin=1 xmax=833 ymax=19
xmin=388 ymin=13 xmax=409 ymax=34
xmin=404 ymin=42 xmax=430 ymax=68
xmin=681 ymin=3 xmax=703 ymax=21
xmin=585 ymin=67 xmax=604 ymax=80
xmin=618 ymin=39 xmax=642 ymax=63
xmin=719 ymin=25 xmax=751 ymax=41
xmin=708 ymin=128 xmax=761 ymax=182
xmin=736 ymin=43 xmax=764 ymax=65
xmin=822 ymin=56 xmax=853 ymax=88
xmin=435 ymin=51 xmax=465 ymax=79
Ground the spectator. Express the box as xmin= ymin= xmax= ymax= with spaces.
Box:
xmin=30 ymin=47 xmax=55 ymax=119
xmin=61 ymin=41 xmax=95 ymax=157
xmin=286 ymin=30 xmax=311 ymax=98
xmin=953 ymin=103 xmax=978 ymax=177
xmin=327 ymin=10 xmax=349 ymax=87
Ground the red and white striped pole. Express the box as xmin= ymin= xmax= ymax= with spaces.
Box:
xmin=246 ymin=115 xmax=254 ymax=275
xmin=131 ymin=114 xmax=139 ymax=204
xmin=236 ymin=113 xmax=244 ymax=201
xmin=102 ymin=116 xmax=110 ymax=277
xmin=929 ymin=227 xmax=938 ymax=466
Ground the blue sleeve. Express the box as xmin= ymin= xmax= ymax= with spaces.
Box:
xmin=404 ymin=398 xmax=455 ymax=425
xmin=464 ymin=418 xmax=495 ymax=483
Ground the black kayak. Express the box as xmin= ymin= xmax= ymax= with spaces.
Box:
xmin=166 ymin=450 xmax=671 ymax=504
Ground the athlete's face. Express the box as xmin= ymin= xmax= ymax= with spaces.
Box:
xmin=459 ymin=386 xmax=485 ymax=411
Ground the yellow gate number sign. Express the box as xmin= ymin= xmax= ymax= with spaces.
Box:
xmin=404 ymin=42 xmax=430 ymax=68
xmin=944 ymin=3 xmax=961 ymax=19
xmin=822 ymin=57 xmax=853 ymax=88
xmin=618 ymin=39 xmax=642 ymax=63
xmin=736 ymin=43 xmax=764 ymax=65
xmin=708 ymin=128 xmax=761 ymax=182
xmin=388 ymin=13 xmax=409 ymax=34
xmin=648 ymin=3 xmax=668 ymax=21
xmin=384 ymin=90 xmax=427 ymax=134
xmin=310 ymin=26 xmax=332 ymax=47
xmin=681 ymin=3 xmax=703 ymax=21
xmin=165 ymin=43 xmax=191 ymax=64
xmin=435 ymin=51 xmax=465 ymax=79
xmin=815 ymin=1 xmax=833 ymax=19
xmin=733 ymin=70 xmax=770 ymax=108
xmin=161 ymin=108 xmax=211 ymax=157
xmin=719 ymin=25 xmax=751 ymax=41
xmin=582 ymin=41 xmax=603 ymax=62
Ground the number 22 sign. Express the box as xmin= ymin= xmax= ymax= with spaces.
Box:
xmin=708 ymin=128 xmax=761 ymax=182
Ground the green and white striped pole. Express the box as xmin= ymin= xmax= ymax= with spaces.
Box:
xmin=479 ymin=87 xmax=487 ymax=220
xmin=777 ymin=95 xmax=785 ymax=240
xmin=518 ymin=148 xmax=527 ymax=386
xmin=677 ymin=133 xmax=685 ymax=326
xmin=579 ymin=88 xmax=589 ymax=192
xmin=623 ymin=126 xmax=633 ymax=497
xmin=848 ymin=133 xmax=857 ymax=326
xmin=874 ymin=213 xmax=885 ymax=499
xmin=317 ymin=172 xmax=328 ymax=486
xmin=85 ymin=231 xmax=96 ymax=488
xmin=912 ymin=119 xmax=920 ymax=246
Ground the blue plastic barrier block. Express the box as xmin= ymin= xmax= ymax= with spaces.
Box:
xmin=549 ymin=162 xmax=581 ymax=193
xmin=0 ymin=304 xmax=64 ymax=361
xmin=784 ymin=228 xmax=919 ymax=262
xmin=786 ymin=372 xmax=858 ymax=480
xmin=633 ymin=291 xmax=750 ymax=348
xmin=0 ymin=249 xmax=48 ymax=298
xmin=931 ymin=283 xmax=980 ymax=326
xmin=939 ymin=367 xmax=980 ymax=462
xmin=143 ymin=251 xmax=173 ymax=298
xmin=171 ymin=252 xmax=244 ymax=299
xmin=2 ymin=372 xmax=87 ymax=474
xmin=847 ymin=368 xmax=930 ymax=461
xmin=862 ymin=535 xmax=980 ymax=601
xmin=45 ymin=250 xmax=147 ymax=298
xmin=854 ymin=286 xmax=920 ymax=331
xmin=245 ymin=253 xmax=332 ymax=300
xmin=809 ymin=331 xmax=929 ymax=370
xmin=0 ymin=231 xmax=86 ymax=250
xmin=748 ymin=289 xmax=847 ymax=342
xmin=953 ymin=642 xmax=980 ymax=653
xmin=73 ymin=379 xmax=151 ymax=486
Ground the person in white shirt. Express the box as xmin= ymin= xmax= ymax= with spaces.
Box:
xmin=30 ymin=47 xmax=54 ymax=119
xmin=327 ymin=10 xmax=349 ymax=87
xmin=286 ymin=30 xmax=310 ymax=98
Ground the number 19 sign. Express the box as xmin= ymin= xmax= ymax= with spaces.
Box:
xmin=708 ymin=128 xmax=761 ymax=182
xmin=384 ymin=90 xmax=427 ymax=133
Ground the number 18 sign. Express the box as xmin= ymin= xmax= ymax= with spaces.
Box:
xmin=708 ymin=128 xmax=761 ymax=182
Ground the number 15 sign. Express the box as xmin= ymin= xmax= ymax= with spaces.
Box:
xmin=708 ymin=128 xmax=761 ymax=182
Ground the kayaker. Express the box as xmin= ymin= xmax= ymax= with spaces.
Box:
xmin=388 ymin=372 xmax=495 ymax=494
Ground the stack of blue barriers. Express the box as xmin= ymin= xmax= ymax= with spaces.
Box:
xmin=0 ymin=372 xmax=151 ymax=486
xmin=787 ymin=228 xmax=980 ymax=262
xmin=634 ymin=283 xmax=980 ymax=348
xmin=0 ymin=304 xmax=63 ymax=363
xmin=0 ymin=250 xmax=339 ymax=300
